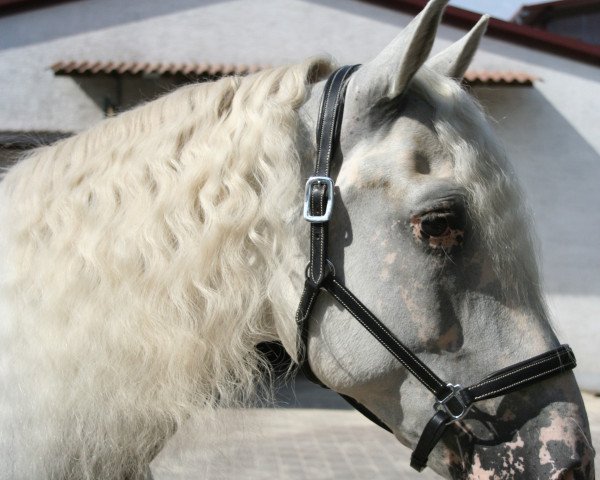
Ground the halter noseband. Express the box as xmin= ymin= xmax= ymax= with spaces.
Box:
xmin=295 ymin=65 xmax=577 ymax=472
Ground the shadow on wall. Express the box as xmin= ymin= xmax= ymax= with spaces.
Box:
xmin=66 ymin=74 xmax=187 ymax=115
xmin=473 ymin=86 xmax=600 ymax=296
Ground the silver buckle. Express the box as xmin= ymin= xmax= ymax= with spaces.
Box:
xmin=303 ymin=176 xmax=334 ymax=223
xmin=433 ymin=383 xmax=471 ymax=424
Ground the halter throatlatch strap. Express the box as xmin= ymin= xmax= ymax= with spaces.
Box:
xmin=296 ymin=66 xmax=578 ymax=473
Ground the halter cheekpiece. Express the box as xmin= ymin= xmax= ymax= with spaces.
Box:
xmin=295 ymin=65 xmax=577 ymax=472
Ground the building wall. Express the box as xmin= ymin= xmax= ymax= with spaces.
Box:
xmin=1 ymin=0 xmax=599 ymax=389
xmin=545 ymin=11 xmax=600 ymax=45
xmin=472 ymin=86 xmax=600 ymax=390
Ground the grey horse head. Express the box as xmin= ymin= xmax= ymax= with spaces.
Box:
xmin=298 ymin=0 xmax=594 ymax=477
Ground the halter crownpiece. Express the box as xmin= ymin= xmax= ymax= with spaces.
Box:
xmin=295 ymin=65 xmax=577 ymax=472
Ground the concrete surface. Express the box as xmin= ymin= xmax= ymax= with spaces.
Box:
xmin=151 ymin=375 xmax=599 ymax=479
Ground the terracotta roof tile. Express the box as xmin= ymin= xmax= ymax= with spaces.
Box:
xmin=51 ymin=61 xmax=538 ymax=86
xmin=463 ymin=70 xmax=539 ymax=86
xmin=51 ymin=61 xmax=270 ymax=78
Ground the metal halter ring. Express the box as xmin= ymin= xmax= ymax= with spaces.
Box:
xmin=433 ymin=383 xmax=472 ymax=424
xmin=305 ymin=259 xmax=336 ymax=280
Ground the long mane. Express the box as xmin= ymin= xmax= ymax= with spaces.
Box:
xmin=0 ymin=58 xmax=332 ymax=478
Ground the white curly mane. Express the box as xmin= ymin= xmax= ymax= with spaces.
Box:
xmin=0 ymin=58 xmax=332 ymax=479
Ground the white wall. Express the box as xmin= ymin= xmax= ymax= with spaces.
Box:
xmin=0 ymin=0 xmax=421 ymax=131
xmin=1 ymin=0 xmax=599 ymax=389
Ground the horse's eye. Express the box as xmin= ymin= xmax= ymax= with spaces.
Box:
xmin=410 ymin=206 xmax=465 ymax=251
xmin=420 ymin=216 xmax=449 ymax=237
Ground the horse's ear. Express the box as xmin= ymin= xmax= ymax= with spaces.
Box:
xmin=426 ymin=15 xmax=489 ymax=80
xmin=350 ymin=0 xmax=448 ymax=103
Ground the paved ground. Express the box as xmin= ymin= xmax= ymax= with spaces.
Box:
xmin=151 ymin=376 xmax=599 ymax=479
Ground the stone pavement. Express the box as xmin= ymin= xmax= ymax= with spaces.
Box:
xmin=151 ymin=376 xmax=599 ymax=479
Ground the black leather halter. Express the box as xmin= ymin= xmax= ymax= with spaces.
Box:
xmin=296 ymin=65 xmax=577 ymax=472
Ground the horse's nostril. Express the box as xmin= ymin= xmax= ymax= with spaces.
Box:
xmin=553 ymin=449 xmax=594 ymax=480
xmin=557 ymin=467 xmax=579 ymax=480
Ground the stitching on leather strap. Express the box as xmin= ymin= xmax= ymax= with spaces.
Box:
xmin=317 ymin=188 xmax=326 ymax=284
xmin=295 ymin=282 xmax=318 ymax=325
xmin=470 ymin=351 xmax=570 ymax=390
xmin=323 ymin=88 xmax=341 ymax=173
xmin=327 ymin=289 xmax=432 ymax=391
xmin=316 ymin=67 xmax=344 ymax=172
xmin=332 ymin=279 xmax=444 ymax=391
xmin=310 ymin=195 xmax=315 ymax=280
xmin=473 ymin=365 xmax=569 ymax=401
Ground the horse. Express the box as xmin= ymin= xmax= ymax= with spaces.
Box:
xmin=0 ymin=0 xmax=594 ymax=478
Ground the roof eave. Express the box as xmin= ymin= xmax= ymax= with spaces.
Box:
xmin=359 ymin=0 xmax=600 ymax=67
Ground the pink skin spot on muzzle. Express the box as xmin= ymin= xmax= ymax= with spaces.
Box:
xmin=468 ymin=454 xmax=496 ymax=480
xmin=538 ymin=408 xmax=591 ymax=480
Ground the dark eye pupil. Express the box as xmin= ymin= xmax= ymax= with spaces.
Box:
xmin=421 ymin=216 xmax=449 ymax=237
